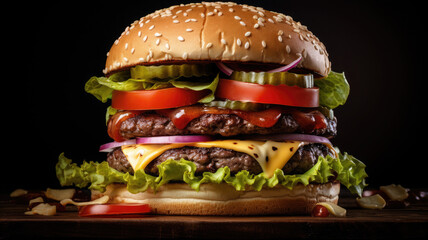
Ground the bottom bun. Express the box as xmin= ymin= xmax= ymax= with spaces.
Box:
xmin=92 ymin=182 xmax=340 ymax=215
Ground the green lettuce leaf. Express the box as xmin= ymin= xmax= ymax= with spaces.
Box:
xmin=56 ymin=149 xmax=367 ymax=196
xmin=84 ymin=65 xmax=219 ymax=103
xmin=315 ymin=71 xmax=350 ymax=109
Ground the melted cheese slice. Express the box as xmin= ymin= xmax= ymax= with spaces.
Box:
xmin=121 ymin=140 xmax=303 ymax=178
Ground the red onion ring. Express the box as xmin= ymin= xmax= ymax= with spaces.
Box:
xmin=99 ymin=139 xmax=136 ymax=152
xmin=215 ymin=62 xmax=234 ymax=76
xmin=266 ymin=56 xmax=302 ymax=73
xmin=216 ymin=56 xmax=302 ymax=76
xmin=99 ymin=135 xmax=215 ymax=152
xmin=245 ymin=133 xmax=332 ymax=145
xmin=136 ymin=135 xmax=214 ymax=144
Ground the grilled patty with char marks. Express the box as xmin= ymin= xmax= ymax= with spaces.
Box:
xmin=117 ymin=112 xmax=337 ymax=140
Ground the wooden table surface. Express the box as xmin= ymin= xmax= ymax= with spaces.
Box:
xmin=1 ymin=191 xmax=428 ymax=239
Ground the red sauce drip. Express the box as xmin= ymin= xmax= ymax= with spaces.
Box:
xmin=107 ymin=110 xmax=142 ymax=142
xmin=289 ymin=109 xmax=327 ymax=133
xmin=157 ymin=106 xmax=282 ymax=129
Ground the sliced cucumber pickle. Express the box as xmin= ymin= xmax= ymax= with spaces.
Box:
xmin=131 ymin=64 xmax=215 ymax=79
xmin=230 ymin=71 xmax=314 ymax=88
xmin=317 ymin=106 xmax=335 ymax=120
xmin=205 ymin=100 xmax=267 ymax=111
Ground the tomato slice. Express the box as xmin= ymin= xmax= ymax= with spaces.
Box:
xmin=78 ymin=204 xmax=151 ymax=217
xmin=216 ymin=79 xmax=319 ymax=108
xmin=112 ymin=88 xmax=210 ymax=110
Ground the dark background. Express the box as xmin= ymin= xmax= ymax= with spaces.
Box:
xmin=3 ymin=1 xmax=426 ymax=193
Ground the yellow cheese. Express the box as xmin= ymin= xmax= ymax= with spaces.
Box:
xmin=121 ymin=140 xmax=303 ymax=178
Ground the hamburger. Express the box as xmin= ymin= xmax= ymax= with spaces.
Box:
xmin=56 ymin=1 xmax=368 ymax=215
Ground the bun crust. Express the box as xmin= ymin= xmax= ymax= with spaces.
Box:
xmin=104 ymin=2 xmax=330 ymax=76
xmin=92 ymin=182 xmax=340 ymax=215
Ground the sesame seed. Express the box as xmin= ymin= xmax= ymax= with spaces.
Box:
xmin=123 ymin=57 xmax=128 ymax=62
xmin=145 ymin=19 xmax=150 ymax=24
xmin=237 ymin=38 xmax=242 ymax=46
xmin=149 ymin=50 xmax=153 ymax=58
xmin=165 ymin=43 xmax=170 ymax=50
xmin=207 ymin=12 xmax=214 ymax=16
xmin=268 ymin=18 xmax=274 ymax=23
xmin=293 ymin=29 xmax=300 ymax=33
xmin=138 ymin=31 xmax=142 ymax=37
xmin=185 ymin=19 xmax=191 ymax=22
xmin=131 ymin=48 xmax=135 ymax=54
xmin=149 ymin=25 xmax=155 ymax=30
xmin=186 ymin=28 xmax=193 ymax=32
xmin=221 ymin=38 xmax=227 ymax=45
xmin=182 ymin=52 xmax=188 ymax=59
xmin=173 ymin=19 xmax=179 ymax=23
xmin=178 ymin=36 xmax=185 ymax=41
xmin=234 ymin=16 xmax=241 ymax=20
xmin=244 ymin=42 xmax=250 ymax=49
xmin=278 ymin=36 xmax=283 ymax=42
xmin=240 ymin=21 xmax=246 ymax=26
xmin=229 ymin=8 xmax=234 ymax=12
xmin=156 ymin=38 xmax=160 ymax=45
xmin=278 ymin=30 xmax=284 ymax=35
xmin=245 ymin=31 xmax=251 ymax=37
xmin=261 ymin=40 xmax=267 ymax=48
xmin=183 ymin=12 xmax=188 ymax=17
xmin=176 ymin=10 xmax=182 ymax=14
xmin=218 ymin=12 xmax=223 ymax=16
xmin=125 ymin=43 xmax=128 ymax=49
xmin=139 ymin=22 xmax=144 ymax=27
xmin=206 ymin=42 xmax=213 ymax=48
xmin=254 ymin=23 xmax=259 ymax=29
xmin=286 ymin=45 xmax=291 ymax=53
xmin=200 ymin=13 xmax=205 ymax=18
xmin=106 ymin=52 xmax=109 ymax=56
xmin=143 ymin=35 xmax=148 ymax=42
xmin=155 ymin=33 xmax=162 ymax=37
xmin=191 ymin=18 xmax=197 ymax=22
xmin=139 ymin=57 xmax=144 ymax=62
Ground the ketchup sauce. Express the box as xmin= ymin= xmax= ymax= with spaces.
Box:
xmin=107 ymin=110 xmax=142 ymax=141
xmin=157 ymin=106 xmax=282 ymax=129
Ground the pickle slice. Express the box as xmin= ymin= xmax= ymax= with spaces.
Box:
xmin=317 ymin=106 xmax=335 ymax=120
xmin=205 ymin=100 xmax=267 ymax=111
xmin=131 ymin=64 xmax=215 ymax=79
xmin=230 ymin=71 xmax=314 ymax=88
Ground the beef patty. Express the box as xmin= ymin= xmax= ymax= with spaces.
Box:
xmin=117 ymin=112 xmax=337 ymax=139
xmin=107 ymin=143 xmax=334 ymax=176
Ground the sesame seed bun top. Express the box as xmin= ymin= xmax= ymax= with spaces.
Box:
xmin=104 ymin=2 xmax=331 ymax=77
